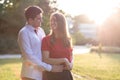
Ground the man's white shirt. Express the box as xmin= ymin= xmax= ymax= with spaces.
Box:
xmin=18 ymin=24 xmax=52 ymax=80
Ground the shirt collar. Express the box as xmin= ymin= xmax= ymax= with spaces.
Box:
xmin=26 ymin=24 xmax=38 ymax=31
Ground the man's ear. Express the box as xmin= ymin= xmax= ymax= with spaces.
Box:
xmin=28 ymin=18 xmax=33 ymax=23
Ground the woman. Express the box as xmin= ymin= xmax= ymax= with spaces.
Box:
xmin=41 ymin=12 xmax=73 ymax=80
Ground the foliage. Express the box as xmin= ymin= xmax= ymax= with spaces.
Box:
xmin=71 ymin=32 xmax=86 ymax=45
xmin=91 ymin=46 xmax=120 ymax=53
xmin=0 ymin=0 xmax=55 ymax=34
xmin=0 ymin=0 xmax=56 ymax=54
xmin=73 ymin=15 xmax=93 ymax=24
xmin=0 ymin=36 xmax=19 ymax=54
xmin=70 ymin=14 xmax=95 ymax=45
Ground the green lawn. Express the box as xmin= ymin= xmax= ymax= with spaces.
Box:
xmin=0 ymin=58 xmax=22 ymax=80
xmin=0 ymin=53 xmax=120 ymax=80
xmin=73 ymin=53 xmax=120 ymax=80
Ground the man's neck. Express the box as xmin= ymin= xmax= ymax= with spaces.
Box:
xmin=27 ymin=22 xmax=38 ymax=29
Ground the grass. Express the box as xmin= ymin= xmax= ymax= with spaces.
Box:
xmin=0 ymin=53 xmax=120 ymax=80
xmin=73 ymin=53 xmax=120 ymax=80
xmin=0 ymin=58 xmax=22 ymax=80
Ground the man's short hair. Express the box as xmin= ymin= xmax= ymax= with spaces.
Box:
xmin=25 ymin=5 xmax=43 ymax=20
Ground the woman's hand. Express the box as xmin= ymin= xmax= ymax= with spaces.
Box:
xmin=63 ymin=58 xmax=73 ymax=70
xmin=64 ymin=63 xmax=72 ymax=70
xmin=51 ymin=65 xmax=63 ymax=72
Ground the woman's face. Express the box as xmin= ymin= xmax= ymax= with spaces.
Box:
xmin=50 ymin=16 xmax=57 ymax=31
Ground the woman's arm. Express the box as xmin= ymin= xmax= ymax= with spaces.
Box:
xmin=64 ymin=53 xmax=73 ymax=70
xmin=42 ymin=51 xmax=69 ymax=65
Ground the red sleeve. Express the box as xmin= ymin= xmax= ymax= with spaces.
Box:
xmin=41 ymin=37 xmax=50 ymax=51
xmin=70 ymin=47 xmax=73 ymax=62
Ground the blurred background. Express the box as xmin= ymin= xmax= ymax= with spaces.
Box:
xmin=0 ymin=0 xmax=120 ymax=54
xmin=1 ymin=0 xmax=120 ymax=80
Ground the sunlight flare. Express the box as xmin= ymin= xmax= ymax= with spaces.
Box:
xmin=57 ymin=0 xmax=120 ymax=25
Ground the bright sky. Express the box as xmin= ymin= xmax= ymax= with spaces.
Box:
xmin=0 ymin=0 xmax=4 ymax=4
xmin=57 ymin=0 xmax=120 ymax=25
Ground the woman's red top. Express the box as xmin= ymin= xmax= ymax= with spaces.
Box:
xmin=41 ymin=35 xmax=73 ymax=62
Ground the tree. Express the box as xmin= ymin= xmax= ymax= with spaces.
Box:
xmin=0 ymin=0 xmax=56 ymax=54
xmin=70 ymin=14 xmax=95 ymax=45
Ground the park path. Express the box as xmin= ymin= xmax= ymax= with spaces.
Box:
xmin=0 ymin=45 xmax=91 ymax=59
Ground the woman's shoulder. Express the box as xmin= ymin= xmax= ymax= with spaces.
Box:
xmin=43 ymin=35 xmax=51 ymax=41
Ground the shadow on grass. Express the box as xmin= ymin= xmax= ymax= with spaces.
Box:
xmin=91 ymin=46 xmax=120 ymax=61
xmin=91 ymin=46 xmax=120 ymax=53
xmin=104 ymin=53 xmax=120 ymax=60
xmin=0 ymin=58 xmax=21 ymax=65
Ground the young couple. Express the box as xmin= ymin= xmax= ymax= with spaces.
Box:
xmin=18 ymin=5 xmax=73 ymax=80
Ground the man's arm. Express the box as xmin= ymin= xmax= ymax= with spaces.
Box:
xmin=18 ymin=30 xmax=52 ymax=71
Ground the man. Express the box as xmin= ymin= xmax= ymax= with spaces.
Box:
xmin=18 ymin=5 xmax=63 ymax=80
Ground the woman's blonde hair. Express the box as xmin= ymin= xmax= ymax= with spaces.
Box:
xmin=49 ymin=12 xmax=72 ymax=47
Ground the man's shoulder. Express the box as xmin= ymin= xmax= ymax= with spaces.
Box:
xmin=19 ymin=26 xmax=28 ymax=34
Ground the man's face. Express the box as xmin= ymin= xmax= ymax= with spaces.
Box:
xmin=32 ymin=13 xmax=42 ymax=28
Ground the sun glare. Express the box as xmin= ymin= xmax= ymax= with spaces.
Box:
xmin=57 ymin=0 xmax=120 ymax=25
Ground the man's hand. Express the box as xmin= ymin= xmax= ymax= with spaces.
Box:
xmin=35 ymin=65 xmax=45 ymax=72
xmin=51 ymin=65 xmax=63 ymax=72
xmin=25 ymin=61 xmax=45 ymax=71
